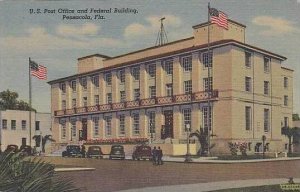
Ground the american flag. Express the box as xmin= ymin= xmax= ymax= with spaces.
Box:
xmin=209 ymin=7 xmax=228 ymax=30
xmin=30 ymin=60 xmax=47 ymax=80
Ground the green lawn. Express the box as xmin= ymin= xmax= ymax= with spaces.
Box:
xmin=211 ymin=185 xmax=285 ymax=192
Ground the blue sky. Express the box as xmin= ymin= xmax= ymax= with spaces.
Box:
xmin=0 ymin=0 xmax=299 ymax=114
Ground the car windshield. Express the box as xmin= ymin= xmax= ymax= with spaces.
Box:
xmin=90 ymin=147 xmax=100 ymax=151
xmin=112 ymin=146 xmax=123 ymax=149
xmin=67 ymin=146 xmax=80 ymax=150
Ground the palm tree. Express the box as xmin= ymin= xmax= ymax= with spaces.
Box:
xmin=33 ymin=135 xmax=55 ymax=153
xmin=282 ymin=126 xmax=300 ymax=154
xmin=0 ymin=152 xmax=79 ymax=191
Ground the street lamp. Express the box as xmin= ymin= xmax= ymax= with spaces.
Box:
xmin=150 ymin=122 xmax=153 ymax=144
xmin=184 ymin=123 xmax=192 ymax=162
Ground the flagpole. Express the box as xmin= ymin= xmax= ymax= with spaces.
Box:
xmin=207 ymin=2 xmax=211 ymax=156
xmin=29 ymin=57 xmax=32 ymax=148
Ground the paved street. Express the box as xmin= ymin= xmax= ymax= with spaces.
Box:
xmin=42 ymin=157 xmax=300 ymax=192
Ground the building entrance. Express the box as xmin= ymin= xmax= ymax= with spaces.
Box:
xmin=79 ymin=118 xmax=87 ymax=141
xmin=162 ymin=110 xmax=173 ymax=139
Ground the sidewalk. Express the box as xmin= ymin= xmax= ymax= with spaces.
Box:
xmin=118 ymin=178 xmax=300 ymax=192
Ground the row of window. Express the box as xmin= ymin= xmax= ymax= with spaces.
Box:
xmin=245 ymin=107 xmax=270 ymax=132
xmin=245 ymin=52 xmax=271 ymax=73
xmin=1 ymin=120 xmax=40 ymax=131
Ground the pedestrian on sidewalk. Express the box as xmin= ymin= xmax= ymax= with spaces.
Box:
xmin=157 ymin=146 xmax=163 ymax=165
xmin=152 ymin=146 xmax=157 ymax=165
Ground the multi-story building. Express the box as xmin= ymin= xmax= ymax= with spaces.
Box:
xmin=48 ymin=19 xmax=293 ymax=155
xmin=0 ymin=110 xmax=52 ymax=152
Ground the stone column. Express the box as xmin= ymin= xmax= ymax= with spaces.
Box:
xmin=192 ymin=52 xmax=201 ymax=93
xmin=125 ymin=67 xmax=133 ymax=101
xmin=99 ymin=73 xmax=106 ymax=104
xmin=140 ymin=64 xmax=147 ymax=99
xmin=112 ymin=71 xmax=119 ymax=103
xmin=173 ymin=105 xmax=182 ymax=139
xmin=156 ymin=60 xmax=164 ymax=97
xmin=155 ymin=107 xmax=164 ymax=141
xmin=173 ymin=56 xmax=183 ymax=95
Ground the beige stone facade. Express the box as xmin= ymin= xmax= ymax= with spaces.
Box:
xmin=48 ymin=20 xmax=293 ymax=155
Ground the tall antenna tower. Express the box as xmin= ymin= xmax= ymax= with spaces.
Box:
xmin=155 ymin=17 xmax=168 ymax=46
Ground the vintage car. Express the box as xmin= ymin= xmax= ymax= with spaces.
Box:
xmin=62 ymin=145 xmax=83 ymax=157
xmin=109 ymin=145 xmax=125 ymax=160
xmin=132 ymin=145 xmax=152 ymax=160
xmin=4 ymin=144 xmax=19 ymax=154
xmin=19 ymin=145 xmax=33 ymax=156
xmin=86 ymin=146 xmax=103 ymax=159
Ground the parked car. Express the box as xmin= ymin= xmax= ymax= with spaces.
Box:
xmin=19 ymin=145 xmax=33 ymax=156
xmin=109 ymin=145 xmax=125 ymax=160
xmin=86 ymin=146 xmax=103 ymax=159
xmin=4 ymin=145 xmax=19 ymax=154
xmin=62 ymin=145 xmax=82 ymax=157
xmin=132 ymin=145 xmax=152 ymax=160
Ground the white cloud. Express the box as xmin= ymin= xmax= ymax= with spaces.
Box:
xmin=56 ymin=23 xmax=100 ymax=37
xmin=252 ymin=16 xmax=299 ymax=36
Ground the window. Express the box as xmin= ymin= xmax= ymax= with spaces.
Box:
xmin=264 ymin=57 xmax=270 ymax=73
xmin=131 ymin=66 xmax=140 ymax=80
xmin=245 ymin=77 xmax=252 ymax=92
xmin=264 ymin=109 xmax=270 ymax=132
xmin=245 ymin=106 xmax=252 ymax=130
xmin=94 ymin=95 xmax=99 ymax=105
xmin=133 ymin=113 xmax=140 ymax=135
xmin=183 ymin=109 xmax=191 ymax=132
xmin=284 ymin=77 xmax=288 ymax=89
xmin=21 ymin=120 xmax=26 ymax=130
xmin=119 ymin=69 xmax=125 ymax=83
xmin=264 ymin=81 xmax=269 ymax=95
xmin=105 ymin=72 xmax=112 ymax=86
xmin=91 ymin=75 xmax=99 ymax=88
xmin=284 ymin=117 xmax=289 ymax=128
xmin=107 ymin=93 xmax=112 ymax=104
xmin=182 ymin=55 xmax=192 ymax=72
xmin=204 ymin=77 xmax=213 ymax=92
xmin=119 ymin=114 xmax=125 ymax=135
xmin=166 ymin=84 xmax=173 ymax=96
xmin=164 ymin=59 xmax=173 ymax=75
xmin=11 ymin=120 xmax=16 ymax=130
xmin=148 ymin=111 xmax=155 ymax=134
xmin=72 ymin=98 xmax=76 ymax=108
xmin=80 ymin=77 xmax=87 ymax=90
xmin=203 ymin=106 xmax=212 ymax=131
xmin=184 ymin=80 xmax=192 ymax=94
xmin=60 ymin=83 xmax=66 ymax=93
xmin=149 ymin=86 xmax=156 ymax=98
xmin=83 ymin=97 xmax=87 ymax=107
xmin=92 ymin=117 xmax=99 ymax=137
xmin=105 ymin=116 xmax=112 ymax=136
xmin=203 ymin=51 xmax=213 ymax=68
xmin=60 ymin=119 xmax=66 ymax=139
xmin=134 ymin=89 xmax=140 ymax=100
xmin=62 ymin=100 xmax=66 ymax=110
xmin=2 ymin=119 xmax=7 ymax=129
xmin=148 ymin=64 xmax=156 ymax=78
xmin=71 ymin=119 xmax=76 ymax=138
xmin=245 ymin=52 xmax=252 ymax=68
xmin=35 ymin=121 xmax=40 ymax=131
xmin=71 ymin=80 xmax=76 ymax=91
xmin=120 ymin=91 xmax=126 ymax=102
xmin=284 ymin=95 xmax=288 ymax=106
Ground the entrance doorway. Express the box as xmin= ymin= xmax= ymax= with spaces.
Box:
xmin=22 ymin=138 xmax=26 ymax=147
xmin=80 ymin=118 xmax=87 ymax=141
xmin=162 ymin=110 xmax=173 ymax=139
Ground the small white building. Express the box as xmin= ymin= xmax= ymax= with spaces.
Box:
xmin=0 ymin=110 xmax=52 ymax=153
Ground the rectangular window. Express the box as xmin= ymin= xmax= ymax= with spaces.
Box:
xmin=284 ymin=77 xmax=288 ymax=89
xmin=203 ymin=77 xmax=213 ymax=92
xmin=182 ymin=55 xmax=192 ymax=72
xmin=72 ymin=98 xmax=76 ymax=108
xmin=284 ymin=95 xmax=288 ymax=106
xmin=264 ymin=57 xmax=270 ymax=73
xmin=60 ymin=83 xmax=66 ymax=93
xmin=105 ymin=72 xmax=112 ymax=86
xmin=105 ymin=116 xmax=112 ymax=136
xmin=183 ymin=109 xmax=191 ymax=132
xmin=134 ymin=89 xmax=140 ymax=100
xmin=91 ymin=75 xmax=99 ymax=88
xmin=83 ymin=97 xmax=87 ymax=107
xmin=80 ymin=77 xmax=87 ymax=90
xmin=119 ymin=114 xmax=125 ymax=135
xmin=60 ymin=119 xmax=66 ymax=139
xmin=92 ymin=117 xmax=99 ymax=137
xmin=245 ymin=52 xmax=252 ymax=68
xmin=133 ymin=113 xmax=140 ymax=135
xmin=120 ymin=91 xmax=126 ymax=102
xmin=245 ymin=77 xmax=252 ymax=92
xmin=11 ymin=120 xmax=16 ymax=130
xmin=184 ymin=80 xmax=192 ymax=94
xmin=71 ymin=80 xmax=76 ymax=91
xmin=149 ymin=86 xmax=156 ymax=98
xmin=203 ymin=107 xmax=212 ymax=131
xmin=148 ymin=64 xmax=156 ymax=78
xmin=148 ymin=111 xmax=156 ymax=134
xmin=94 ymin=95 xmax=99 ymax=105
xmin=284 ymin=117 xmax=289 ymax=128
xmin=2 ymin=119 xmax=7 ymax=129
xmin=131 ymin=66 xmax=140 ymax=80
xmin=62 ymin=100 xmax=66 ymax=110
xmin=164 ymin=59 xmax=173 ymax=75
xmin=264 ymin=81 xmax=269 ymax=95
xmin=166 ymin=84 xmax=173 ymax=96
xmin=264 ymin=109 xmax=270 ymax=132
xmin=107 ymin=93 xmax=112 ymax=104
xmin=245 ymin=106 xmax=252 ymax=130
xmin=21 ymin=120 xmax=26 ymax=130
xmin=203 ymin=51 xmax=213 ymax=68
xmin=71 ymin=119 xmax=76 ymax=138
xmin=119 ymin=69 xmax=125 ymax=83
xmin=35 ymin=121 xmax=40 ymax=131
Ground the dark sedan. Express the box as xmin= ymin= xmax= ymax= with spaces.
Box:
xmin=86 ymin=146 xmax=103 ymax=159
xmin=109 ymin=145 xmax=125 ymax=160
xmin=62 ymin=145 xmax=83 ymax=157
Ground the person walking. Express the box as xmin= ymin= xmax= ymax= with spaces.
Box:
xmin=157 ymin=146 xmax=163 ymax=165
xmin=152 ymin=146 xmax=157 ymax=165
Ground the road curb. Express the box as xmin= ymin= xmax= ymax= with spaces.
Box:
xmin=54 ymin=167 xmax=95 ymax=172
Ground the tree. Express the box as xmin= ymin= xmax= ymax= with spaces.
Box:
xmin=189 ymin=128 xmax=209 ymax=156
xmin=32 ymin=135 xmax=55 ymax=153
xmin=0 ymin=89 xmax=35 ymax=111
xmin=0 ymin=152 xmax=79 ymax=191
xmin=293 ymin=114 xmax=300 ymax=121
xmin=282 ymin=126 xmax=300 ymax=154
